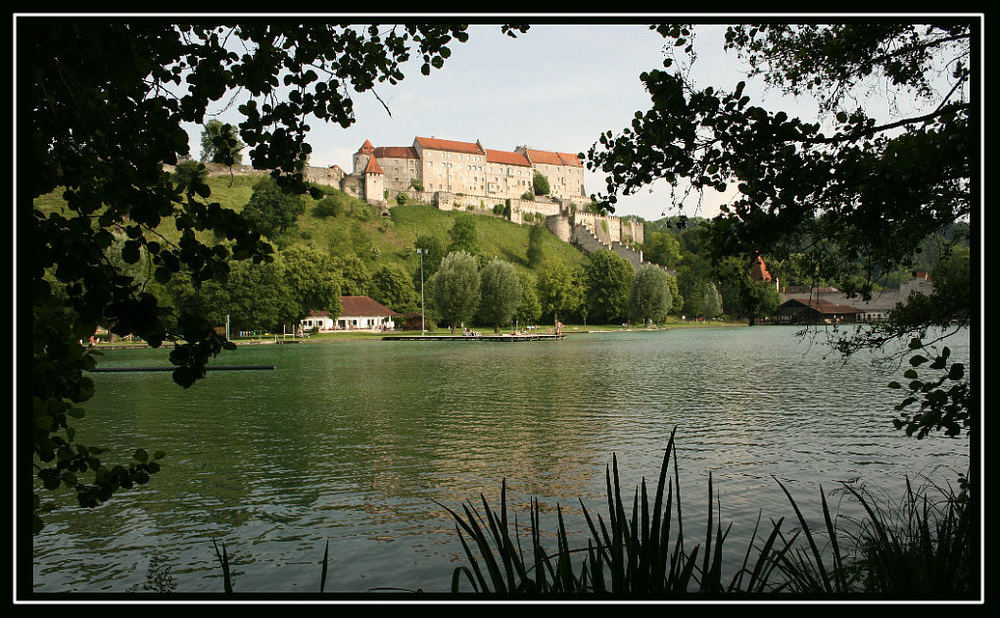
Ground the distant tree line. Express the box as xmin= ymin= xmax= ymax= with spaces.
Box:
xmin=140 ymin=169 xmax=970 ymax=338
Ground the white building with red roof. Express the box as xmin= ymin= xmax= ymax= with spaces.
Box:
xmin=300 ymin=296 xmax=401 ymax=332
xmin=349 ymin=135 xmax=587 ymax=202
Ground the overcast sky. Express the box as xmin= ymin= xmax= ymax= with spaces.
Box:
xmin=183 ymin=20 xmax=958 ymax=222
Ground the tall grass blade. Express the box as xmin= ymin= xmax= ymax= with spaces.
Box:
xmin=320 ymin=539 xmax=329 ymax=593
xmin=212 ymin=538 xmax=233 ymax=594
xmin=819 ymin=489 xmax=848 ymax=592
xmin=452 ymin=566 xmax=479 ymax=593
xmin=461 ymin=500 xmax=508 ymax=593
xmin=650 ymin=428 xmax=677 ymax=554
xmin=701 ymin=471 xmax=714 ymax=591
xmin=774 ymin=477 xmax=833 ymax=593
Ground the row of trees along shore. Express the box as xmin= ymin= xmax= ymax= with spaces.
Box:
xmin=27 ymin=21 xmax=975 ymax=596
xmin=142 ymin=163 xmax=969 ymax=339
xmin=140 ymin=169 xmax=723 ymax=337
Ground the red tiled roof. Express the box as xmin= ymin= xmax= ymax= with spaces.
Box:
xmin=364 ymin=155 xmax=384 ymax=174
xmin=524 ymin=149 xmax=584 ymax=167
xmin=485 ymin=149 xmax=531 ymax=167
xmin=373 ymin=146 xmax=419 ymax=159
xmin=557 ymin=152 xmax=584 ymax=167
xmin=751 ymin=254 xmax=772 ymax=282
xmin=356 ymin=139 xmax=375 ymax=154
xmin=340 ymin=296 xmax=401 ymax=317
xmin=415 ymin=136 xmax=485 ymax=155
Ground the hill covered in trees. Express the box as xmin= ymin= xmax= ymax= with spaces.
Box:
xmin=35 ymin=167 xmax=968 ymax=338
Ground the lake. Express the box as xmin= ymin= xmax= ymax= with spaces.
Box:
xmin=30 ymin=325 xmax=971 ymax=593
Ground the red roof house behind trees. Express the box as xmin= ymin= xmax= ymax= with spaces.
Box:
xmin=751 ymin=254 xmax=773 ymax=282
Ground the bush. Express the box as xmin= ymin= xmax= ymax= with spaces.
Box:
xmin=521 ymin=191 xmax=535 ymax=202
xmin=172 ymin=160 xmax=208 ymax=193
xmin=533 ymin=171 xmax=550 ymax=196
xmin=396 ymin=192 xmax=408 ymax=205
xmin=312 ymin=196 xmax=341 ymax=218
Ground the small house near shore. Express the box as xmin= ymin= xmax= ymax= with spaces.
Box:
xmin=778 ymin=273 xmax=935 ymax=323
xmin=300 ymin=296 xmax=401 ymax=332
xmin=775 ymin=298 xmax=862 ymax=325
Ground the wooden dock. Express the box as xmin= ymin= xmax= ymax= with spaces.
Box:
xmin=87 ymin=364 xmax=276 ymax=372
xmin=383 ymin=334 xmax=565 ymax=342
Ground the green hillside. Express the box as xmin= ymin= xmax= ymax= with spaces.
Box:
xmin=222 ymin=174 xmax=583 ymax=276
xmin=34 ymin=170 xmax=586 ymax=290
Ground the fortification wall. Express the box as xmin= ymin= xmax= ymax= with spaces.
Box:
xmin=198 ymin=162 xmax=257 ymax=177
xmin=341 ymin=174 xmax=362 ymax=198
xmin=545 ymin=214 xmax=573 ymax=244
xmin=517 ymin=199 xmax=562 ymax=224
xmin=173 ymin=161 xmax=349 ymax=191
xmin=303 ymin=165 xmax=346 ymax=187
xmin=572 ymin=223 xmax=611 ymax=254
xmin=611 ymin=241 xmax=643 ymax=269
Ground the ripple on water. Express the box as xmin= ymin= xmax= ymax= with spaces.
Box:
xmin=33 ymin=327 xmax=971 ymax=592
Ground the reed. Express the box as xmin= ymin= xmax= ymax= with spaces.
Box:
xmin=439 ymin=430 xmax=974 ymax=598
xmin=836 ymin=476 xmax=973 ymax=596
xmin=201 ymin=434 xmax=972 ymax=597
xmin=438 ymin=427 xmax=792 ymax=595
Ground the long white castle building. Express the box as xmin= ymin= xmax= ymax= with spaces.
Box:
xmin=343 ymin=135 xmax=587 ymax=205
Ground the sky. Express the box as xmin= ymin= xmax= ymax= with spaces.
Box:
xmin=181 ymin=19 xmax=968 ymax=223
xmin=183 ymin=22 xmax=798 ymax=222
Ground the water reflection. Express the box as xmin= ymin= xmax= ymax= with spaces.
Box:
xmin=32 ymin=326 xmax=970 ymax=593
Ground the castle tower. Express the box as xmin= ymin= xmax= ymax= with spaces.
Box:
xmin=353 ymin=139 xmax=375 ymax=175
xmin=362 ymin=152 xmax=384 ymax=205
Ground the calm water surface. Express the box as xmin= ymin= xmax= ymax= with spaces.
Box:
xmin=31 ymin=326 xmax=971 ymax=593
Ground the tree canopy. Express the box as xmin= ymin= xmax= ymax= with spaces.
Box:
xmin=200 ymin=118 xmax=245 ymax=165
xmin=536 ymin=259 xmax=584 ymax=324
xmin=447 ymin=216 xmax=480 ymax=255
xmin=430 ymin=251 xmax=482 ymax=332
xmin=370 ymin=263 xmax=419 ymax=313
xmin=25 ymin=20 xmax=527 ymax=532
xmin=477 ymin=259 xmax=521 ymax=333
xmin=532 ymin=171 xmax=550 ymax=196
xmin=583 ymin=250 xmax=635 ymax=324
xmin=588 ymin=23 xmax=973 ymax=301
xmin=628 ymin=264 xmax=673 ymax=325
xmin=587 ymin=22 xmax=976 ymax=439
xmin=242 ymin=176 xmax=306 ymax=239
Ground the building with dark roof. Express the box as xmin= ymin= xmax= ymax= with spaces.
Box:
xmin=776 ymin=297 xmax=862 ymax=325
xmin=779 ymin=273 xmax=935 ymax=323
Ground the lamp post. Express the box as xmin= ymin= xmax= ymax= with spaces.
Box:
xmin=416 ymin=248 xmax=426 ymax=336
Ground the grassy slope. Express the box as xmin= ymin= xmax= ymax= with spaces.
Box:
xmin=34 ymin=171 xmax=586 ymax=282
xmin=279 ymin=177 xmax=584 ymax=280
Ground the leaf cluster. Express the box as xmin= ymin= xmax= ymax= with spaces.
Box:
xmin=888 ymin=339 xmax=970 ymax=439
xmin=25 ymin=20 xmax=515 ymax=528
xmin=589 ymin=23 xmax=972 ymax=301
